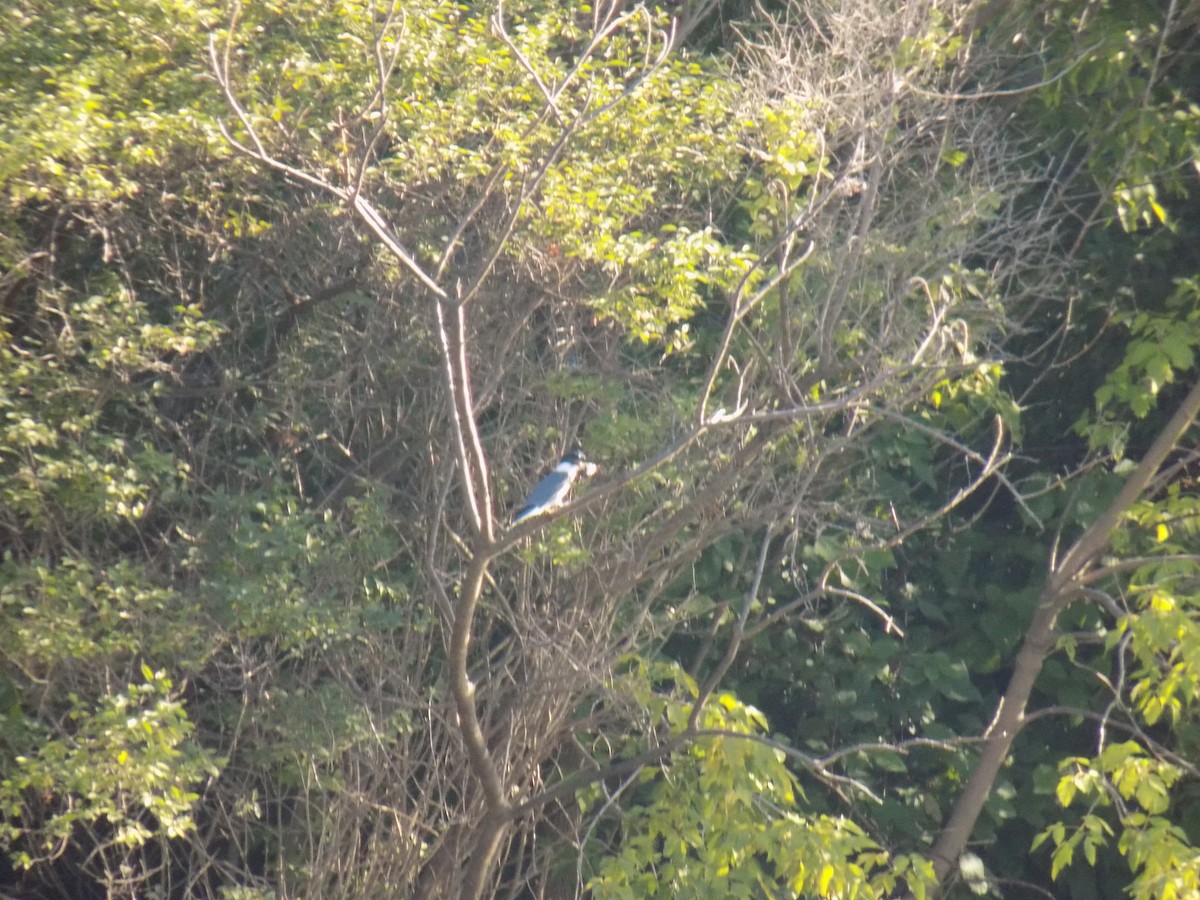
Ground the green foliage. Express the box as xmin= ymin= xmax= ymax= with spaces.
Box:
xmin=0 ymin=281 xmax=219 ymax=534
xmin=0 ymin=667 xmax=219 ymax=869
xmin=1024 ymin=0 xmax=1200 ymax=232
xmin=216 ymin=0 xmax=751 ymax=352
xmin=589 ymin=661 xmax=935 ymax=899
xmin=0 ymin=0 xmax=1197 ymax=896
xmin=1036 ymin=742 xmax=1196 ymax=900
xmin=1114 ymin=495 xmax=1200 ymax=727
xmin=195 ymin=489 xmax=404 ymax=647
xmin=0 ymin=0 xmax=227 ymax=208
xmin=1077 ymin=278 xmax=1200 ymax=454
xmin=597 ymin=226 xmax=757 ymax=351
xmin=0 ymin=558 xmax=195 ymax=669
xmin=1024 ymin=393 xmax=1200 ymax=899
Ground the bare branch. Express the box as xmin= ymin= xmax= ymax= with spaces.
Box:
xmin=207 ymin=30 xmax=447 ymax=301
xmin=433 ymin=300 xmax=484 ymax=534
xmin=1022 ymin=705 xmax=1200 ymax=780
xmin=453 ymin=301 xmax=495 ymax=538
xmin=688 ymin=528 xmax=775 ymax=731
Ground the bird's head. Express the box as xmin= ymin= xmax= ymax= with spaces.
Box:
xmin=563 ymin=447 xmax=599 ymax=477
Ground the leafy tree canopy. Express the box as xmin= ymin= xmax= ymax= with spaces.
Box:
xmin=1 ymin=0 xmax=1198 ymax=898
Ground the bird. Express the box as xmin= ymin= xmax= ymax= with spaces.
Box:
xmin=512 ymin=448 xmax=598 ymax=525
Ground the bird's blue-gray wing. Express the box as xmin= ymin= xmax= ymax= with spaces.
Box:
xmin=513 ymin=471 xmax=572 ymax=523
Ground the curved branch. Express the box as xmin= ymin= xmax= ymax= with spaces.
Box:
xmin=1022 ymin=705 xmax=1200 ymax=780
xmin=929 ymin=378 xmax=1200 ymax=886
xmin=208 ymin=30 xmax=447 ymax=302
xmin=449 ymin=550 xmax=511 ymax=900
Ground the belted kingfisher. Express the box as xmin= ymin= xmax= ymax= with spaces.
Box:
xmin=512 ymin=448 xmax=598 ymax=525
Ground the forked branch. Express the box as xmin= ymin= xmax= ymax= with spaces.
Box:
xmin=929 ymin=377 xmax=1200 ymax=886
